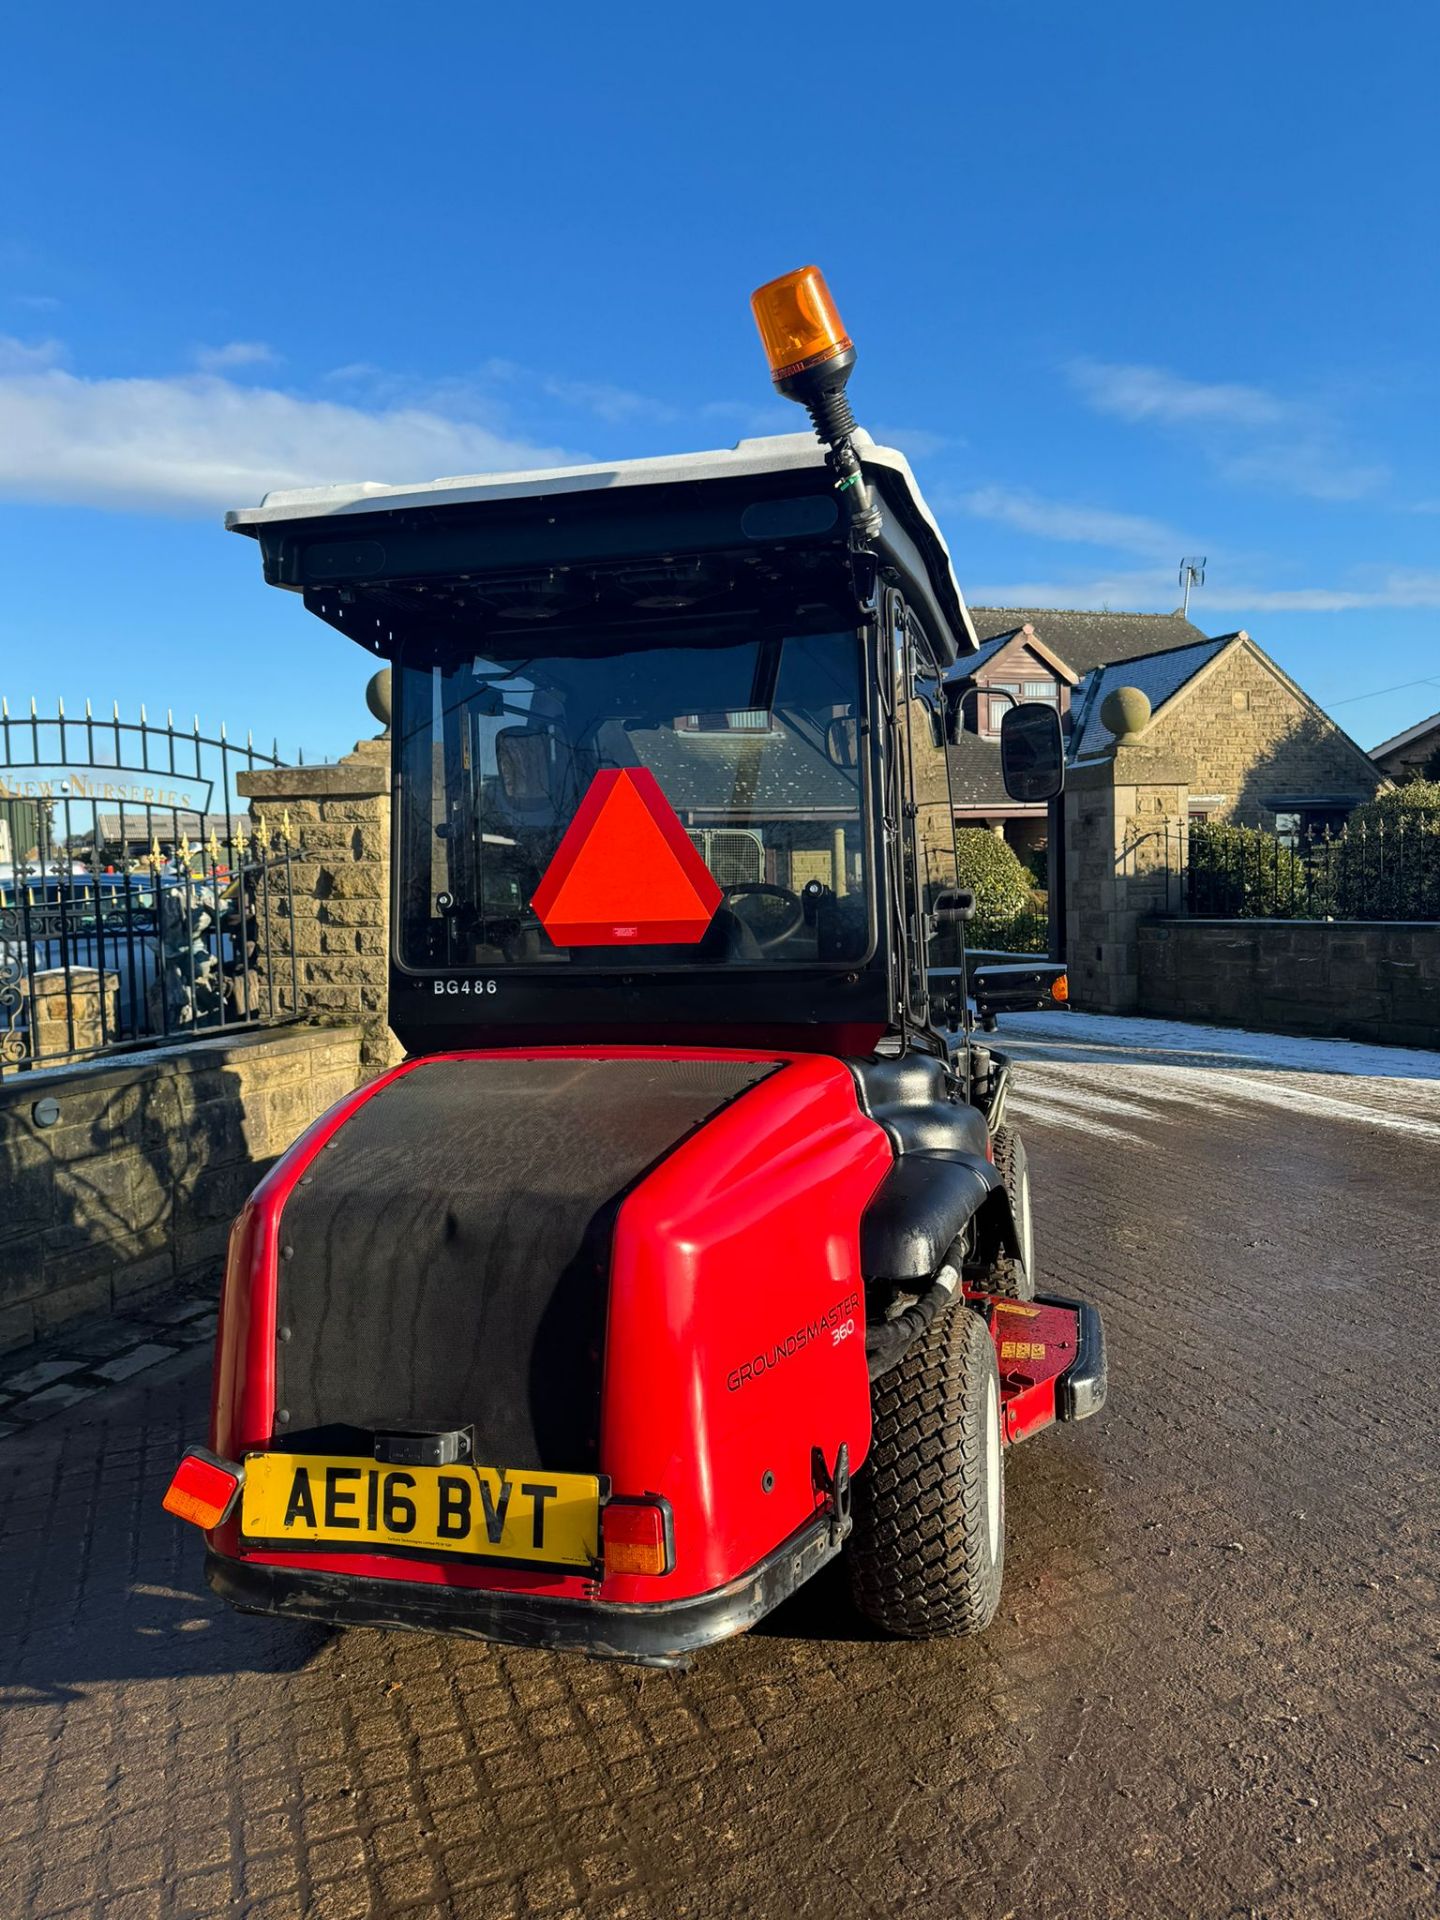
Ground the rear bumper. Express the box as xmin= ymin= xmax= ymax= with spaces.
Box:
xmin=206 ymin=1511 xmax=846 ymax=1667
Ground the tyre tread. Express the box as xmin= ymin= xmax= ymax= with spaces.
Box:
xmin=847 ymin=1304 xmax=1003 ymax=1638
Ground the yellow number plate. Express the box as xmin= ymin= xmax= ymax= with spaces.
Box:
xmin=240 ymin=1453 xmax=601 ymax=1572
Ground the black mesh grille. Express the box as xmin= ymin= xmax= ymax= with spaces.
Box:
xmin=275 ymin=1056 xmax=775 ymax=1470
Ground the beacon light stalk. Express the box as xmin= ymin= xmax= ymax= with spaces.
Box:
xmin=749 ymin=265 xmax=882 ymax=546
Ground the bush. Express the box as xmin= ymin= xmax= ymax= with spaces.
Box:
xmin=1324 ymin=785 xmax=1440 ymax=919
xmin=1349 ymin=779 xmax=1440 ymax=830
xmin=1187 ymin=822 xmax=1315 ymax=918
xmin=954 ymin=828 xmax=1041 ymax=947
xmin=1017 ymin=844 xmax=1049 ymax=890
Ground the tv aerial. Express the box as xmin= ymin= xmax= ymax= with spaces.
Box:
xmin=1179 ymin=556 xmax=1207 ymax=617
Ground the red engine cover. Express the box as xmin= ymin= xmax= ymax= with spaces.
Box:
xmin=600 ymin=1052 xmax=891 ymax=1600
xmin=208 ymin=1048 xmax=891 ymax=1609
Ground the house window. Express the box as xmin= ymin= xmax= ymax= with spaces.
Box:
xmin=982 ymin=684 xmax=1021 ymax=737
xmin=1022 ymin=680 xmax=1059 ymax=704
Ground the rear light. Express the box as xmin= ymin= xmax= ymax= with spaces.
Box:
xmin=162 ymin=1448 xmax=244 ymax=1530
xmin=602 ymin=1494 xmax=675 ymax=1576
xmin=1050 ymin=973 xmax=1069 ymax=1005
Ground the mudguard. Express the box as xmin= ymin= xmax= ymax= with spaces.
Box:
xmin=859 ymin=1151 xmax=1004 ymax=1281
xmin=849 ymin=1053 xmax=1019 ymax=1280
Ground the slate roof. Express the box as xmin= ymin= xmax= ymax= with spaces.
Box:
xmin=968 ymin=608 xmax=1210 ymax=679
xmin=946 ymin=735 xmax=1009 ymax=809
xmin=1068 ymin=638 xmax=1232 ymax=760
xmin=952 ymin=634 xmax=1014 ymax=677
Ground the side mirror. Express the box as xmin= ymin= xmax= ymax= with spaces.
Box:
xmin=1000 ymin=702 xmax=1065 ymax=803
xmin=825 ymin=715 xmax=860 ymax=770
xmin=495 ymin=727 xmax=552 ymax=805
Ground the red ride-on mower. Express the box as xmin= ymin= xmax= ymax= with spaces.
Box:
xmin=164 ymin=268 xmax=1103 ymax=1665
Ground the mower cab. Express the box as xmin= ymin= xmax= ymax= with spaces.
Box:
xmin=167 ymin=269 xmax=1102 ymax=1665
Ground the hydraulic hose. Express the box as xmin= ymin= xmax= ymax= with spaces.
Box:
xmin=865 ymin=1245 xmax=963 ymax=1382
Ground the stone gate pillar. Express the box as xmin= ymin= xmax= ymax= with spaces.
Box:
xmin=1063 ymin=688 xmax=1192 ymax=1013
xmin=237 ymin=720 xmax=402 ymax=1076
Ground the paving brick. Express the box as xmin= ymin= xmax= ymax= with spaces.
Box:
xmin=1 ymin=1357 xmax=86 ymax=1393
xmin=94 ymin=1341 xmax=177 ymax=1382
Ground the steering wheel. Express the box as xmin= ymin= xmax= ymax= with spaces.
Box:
xmin=720 ymin=883 xmax=805 ymax=952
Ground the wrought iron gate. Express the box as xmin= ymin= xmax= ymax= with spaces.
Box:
xmin=0 ymin=700 xmax=298 ymax=1076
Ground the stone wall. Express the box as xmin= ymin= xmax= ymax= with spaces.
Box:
xmin=1143 ymin=642 xmax=1382 ymax=825
xmin=1137 ymin=921 xmax=1440 ymax=1049
xmin=0 ymin=1024 xmax=363 ymax=1353
xmin=239 ymin=738 xmax=402 ymax=1074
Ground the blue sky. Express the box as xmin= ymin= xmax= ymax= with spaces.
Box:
xmin=1 ymin=1 xmax=1437 ymax=765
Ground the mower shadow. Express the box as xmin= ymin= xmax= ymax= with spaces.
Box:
xmin=752 ymin=1434 xmax=1110 ymax=1652
xmin=0 ymin=1587 xmax=334 ymax=1705
xmin=0 ymin=1366 xmax=334 ymax=1703
xmin=751 ymin=1554 xmax=882 ymax=1645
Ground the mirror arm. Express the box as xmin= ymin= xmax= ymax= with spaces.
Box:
xmin=939 ymin=672 xmax=1021 ymax=744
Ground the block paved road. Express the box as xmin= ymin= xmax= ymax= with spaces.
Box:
xmin=2 ymin=1013 xmax=1438 ymax=1920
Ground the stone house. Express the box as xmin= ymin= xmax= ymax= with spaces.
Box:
xmin=1371 ymin=709 xmax=1440 ymax=782
xmin=1069 ymin=631 xmax=1385 ymax=833
xmin=949 ymin=607 xmax=1383 ymax=849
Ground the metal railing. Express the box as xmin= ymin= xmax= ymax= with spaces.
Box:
xmin=1151 ymin=813 xmax=1440 ymax=923
xmin=0 ymin=701 xmax=298 ymax=1077
xmin=968 ymin=905 xmax=1050 ymax=954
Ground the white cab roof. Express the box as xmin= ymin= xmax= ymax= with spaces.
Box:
xmin=226 ymin=430 xmax=976 ymax=650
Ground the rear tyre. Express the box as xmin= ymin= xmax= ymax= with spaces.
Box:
xmin=847 ymin=1303 xmax=1005 ymax=1638
xmin=983 ymin=1125 xmax=1035 ymax=1301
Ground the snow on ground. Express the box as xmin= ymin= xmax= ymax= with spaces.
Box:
xmin=996 ymin=1009 xmax=1440 ymax=1149
xmin=999 ymin=1009 xmax=1440 ymax=1080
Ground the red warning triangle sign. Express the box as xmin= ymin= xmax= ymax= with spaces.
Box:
xmin=531 ymin=768 xmax=724 ymax=947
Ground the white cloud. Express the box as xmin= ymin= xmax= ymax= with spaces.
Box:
xmin=697 ymin=398 xmax=796 ymax=437
xmin=1067 ymin=356 xmax=1386 ymax=502
xmin=194 ymin=340 xmax=279 ymax=373
xmin=1068 ymin=359 xmax=1284 ymax=429
xmin=0 ymin=352 xmax=581 ymax=515
xmin=954 ymin=485 xmax=1182 ymax=559
xmin=1225 ymin=572 xmax=1440 ymax=611
xmin=538 ymin=374 xmax=677 ymax=426
xmin=967 ymin=567 xmax=1440 ymax=615
xmin=11 ymin=294 xmax=61 ymax=313
xmin=0 ymin=335 xmax=65 ymax=373
xmin=966 ymin=567 xmax=1180 ymax=612
xmin=869 ymin=424 xmax=950 ymax=461
xmin=1218 ymin=441 xmax=1386 ymax=504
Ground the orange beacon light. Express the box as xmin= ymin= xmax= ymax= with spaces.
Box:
xmin=750 ymin=266 xmax=854 ymax=386
xmin=748 ymin=264 xmax=879 ymax=543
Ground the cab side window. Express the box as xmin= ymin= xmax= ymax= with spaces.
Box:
xmin=903 ymin=623 xmax=962 ymax=972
